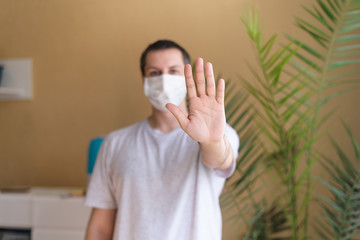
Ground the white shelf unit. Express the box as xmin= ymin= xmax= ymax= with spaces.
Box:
xmin=0 ymin=188 xmax=91 ymax=240
xmin=0 ymin=58 xmax=33 ymax=100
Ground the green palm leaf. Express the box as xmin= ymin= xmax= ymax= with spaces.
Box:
xmin=242 ymin=202 xmax=291 ymax=240
xmin=286 ymin=0 xmax=360 ymax=235
xmin=221 ymin=0 xmax=360 ymax=239
xmin=316 ymin=124 xmax=360 ymax=239
xmin=235 ymin=9 xmax=309 ymax=239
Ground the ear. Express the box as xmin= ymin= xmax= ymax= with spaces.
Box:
xmin=141 ymin=75 xmax=145 ymax=84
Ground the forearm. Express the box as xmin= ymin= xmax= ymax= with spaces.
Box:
xmin=200 ymin=135 xmax=234 ymax=170
xmin=85 ymin=228 xmax=113 ymax=240
xmin=85 ymin=208 xmax=116 ymax=240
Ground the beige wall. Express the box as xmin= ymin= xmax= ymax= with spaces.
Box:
xmin=0 ymin=0 xmax=358 ymax=191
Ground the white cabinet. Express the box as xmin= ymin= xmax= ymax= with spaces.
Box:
xmin=0 ymin=193 xmax=32 ymax=228
xmin=32 ymin=229 xmax=86 ymax=240
xmin=0 ymin=58 xmax=33 ymax=100
xmin=0 ymin=188 xmax=91 ymax=240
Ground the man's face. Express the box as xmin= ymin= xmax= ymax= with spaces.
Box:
xmin=143 ymin=48 xmax=185 ymax=78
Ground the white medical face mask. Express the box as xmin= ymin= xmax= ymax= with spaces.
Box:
xmin=144 ymin=74 xmax=187 ymax=112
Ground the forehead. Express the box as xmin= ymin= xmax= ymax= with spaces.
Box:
xmin=145 ymin=48 xmax=184 ymax=69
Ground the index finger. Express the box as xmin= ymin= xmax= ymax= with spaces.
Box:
xmin=185 ymin=64 xmax=197 ymax=99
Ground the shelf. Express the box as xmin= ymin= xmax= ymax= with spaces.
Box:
xmin=0 ymin=187 xmax=91 ymax=240
xmin=0 ymin=58 xmax=33 ymax=100
xmin=0 ymin=87 xmax=24 ymax=96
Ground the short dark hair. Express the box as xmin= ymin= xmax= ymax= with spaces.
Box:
xmin=140 ymin=40 xmax=191 ymax=76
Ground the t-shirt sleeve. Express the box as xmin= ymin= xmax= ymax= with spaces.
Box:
xmin=84 ymin=136 xmax=117 ymax=209
xmin=214 ymin=124 xmax=239 ymax=178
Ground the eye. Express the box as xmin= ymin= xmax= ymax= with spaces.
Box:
xmin=149 ymin=71 xmax=161 ymax=76
xmin=169 ymin=69 xmax=180 ymax=75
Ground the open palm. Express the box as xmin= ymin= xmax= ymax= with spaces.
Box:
xmin=167 ymin=58 xmax=226 ymax=144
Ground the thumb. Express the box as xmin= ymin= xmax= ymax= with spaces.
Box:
xmin=166 ymin=103 xmax=189 ymax=129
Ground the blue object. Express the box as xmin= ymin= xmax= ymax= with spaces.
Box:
xmin=0 ymin=65 xmax=3 ymax=86
xmin=87 ymin=137 xmax=104 ymax=174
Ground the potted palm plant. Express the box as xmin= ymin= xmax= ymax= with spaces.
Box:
xmin=221 ymin=0 xmax=360 ymax=239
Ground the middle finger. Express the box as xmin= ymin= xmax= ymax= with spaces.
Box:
xmin=195 ymin=58 xmax=206 ymax=96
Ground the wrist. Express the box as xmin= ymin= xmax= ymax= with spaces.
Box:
xmin=199 ymin=136 xmax=226 ymax=150
xmin=200 ymin=136 xmax=232 ymax=169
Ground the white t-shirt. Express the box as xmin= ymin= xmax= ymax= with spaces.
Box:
xmin=85 ymin=119 xmax=239 ymax=240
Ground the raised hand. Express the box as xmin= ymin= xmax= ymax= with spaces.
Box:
xmin=166 ymin=58 xmax=226 ymax=145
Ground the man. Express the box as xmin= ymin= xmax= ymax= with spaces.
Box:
xmin=84 ymin=40 xmax=239 ymax=240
